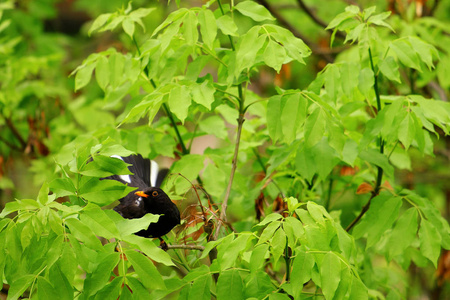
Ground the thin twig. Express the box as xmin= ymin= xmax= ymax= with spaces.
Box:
xmin=215 ymin=113 xmax=245 ymax=240
xmin=346 ymin=47 xmax=384 ymax=232
xmin=256 ymin=0 xmax=334 ymax=62
xmin=297 ymin=0 xmax=328 ymax=28
xmin=167 ymin=244 xmax=205 ymax=251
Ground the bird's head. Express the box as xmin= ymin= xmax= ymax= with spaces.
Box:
xmin=134 ymin=187 xmax=170 ymax=204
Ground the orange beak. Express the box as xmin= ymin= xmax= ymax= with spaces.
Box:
xmin=135 ymin=191 xmax=148 ymax=198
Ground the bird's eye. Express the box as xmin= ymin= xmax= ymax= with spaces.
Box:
xmin=152 ymin=191 xmax=158 ymax=197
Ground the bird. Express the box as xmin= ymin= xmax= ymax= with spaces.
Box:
xmin=107 ymin=154 xmax=180 ymax=246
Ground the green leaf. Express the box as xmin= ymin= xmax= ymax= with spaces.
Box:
xmin=38 ymin=277 xmax=60 ymax=300
xmin=183 ymin=11 xmax=198 ymax=45
xmin=188 ymin=275 xmax=212 ymax=300
xmin=250 ymin=244 xmax=269 ymax=273
xmin=244 ymin=271 xmax=275 ymax=299
xmin=218 ymin=233 xmax=252 ymax=270
xmin=89 ymin=13 xmax=112 ymax=36
xmin=168 ymin=84 xmax=191 ymax=123
xmin=122 ymin=17 xmax=135 ymax=38
xmin=65 ymin=217 xmax=103 ymax=250
xmin=199 ymin=115 xmax=227 ymax=139
xmin=115 ymin=213 xmax=160 ymax=237
xmin=126 ymin=250 xmax=166 ymax=290
xmin=291 ymin=250 xmax=315 ymax=298
xmin=108 ymin=52 xmax=125 ymax=88
xmin=324 ymin=64 xmax=341 ymax=102
xmin=94 ymin=277 xmax=122 ymax=300
xmin=37 ymin=181 xmax=49 ymax=205
xmin=263 ymin=40 xmax=286 ymax=73
xmin=398 ymin=113 xmax=415 ymax=150
xmin=304 ymin=107 xmax=326 ymax=147
xmin=326 ymin=8 xmax=359 ymax=30
xmin=348 ymin=277 xmax=368 ymax=300
xmin=353 ymin=194 xmax=402 ymax=248
xmin=419 ymin=218 xmax=442 ymax=267
xmin=216 ymin=15 xmax=238 ymax=36
xmin=358 ymin=67 xmax=374 ymax=96
xmin=75 ymin=62 xmax=95 ymax=91
xmin=390 ymin=38 xmax=421 ymax=71
xmin=7 ymin=275 xmax=34 ymax=300
xmin=320 ymin=252 xmax=341 ymax=300
xmin=367 ymin=11 xmax=393 ymax=31
xmin=169 ymin=154 xmax=205 ymax=194
xmin=234 ymin=26 xmax=266 ymax=78
xmin=81 ymin=204 xmax=120 ymax=239
xmin=256 ymin=213 xmax=283 ymax=227
xmin=79 ymin=178 xmax=135 ymax=206
xmin=268 ymin=25 xmax=310 ymax=63
xmin=408 ymin=36 xmax=438 ymax=70
xmin=358 ymin=148 xmax=394 ymax=178
xmin=95 ymin=55 xmax=110 ymax=90
xmin=191 ymin=80 xmax=215 ymax=110
xmin=281 ymin=93 xmax=307 ymax=144
xmin=217 ymin=269 xmax=244 ymax=300
xmin=339 ymin=62 xmax=359 ymax=98
xmin=198 ymin=9 xmax=217 ymax=49
xmin=234 ymin=1 xmax=275 ymax=22
xmin=295 ymin=145 xmax=316 ymax=183
xmin=379 ymin=56 xmax=401 ymax=83
xmin=267 ymin=95 xmax=283 ymax=143
xmin=387 ymin=208 xmax=418 ymax=260
xmin=257 ymin=221 xmax=281 ymax=245
xmin=0 ymin=201 xmax=21 ymax=218
xmin=85 ymin=252 xmax=120 ymax=297
xmin=271 ymin=227 xmax=286 ymax=265
xmin=123 ymin=234 xmax=174 ymax=266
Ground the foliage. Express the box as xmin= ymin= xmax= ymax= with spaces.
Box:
xmin=1 ymin=0 xmax=450 ymax=299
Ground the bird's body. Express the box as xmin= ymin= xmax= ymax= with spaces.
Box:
xmin=109 ymin=155 xmax=180 ymax=238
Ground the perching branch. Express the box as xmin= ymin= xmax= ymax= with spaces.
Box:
xmin=167 ymin=244 xmax=205 ymax=251
xmin=346 ymin=47 xmax=384 ymax=232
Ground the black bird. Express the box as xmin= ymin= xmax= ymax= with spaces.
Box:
xmin=108 ymin=154 xmax=180 ymax=242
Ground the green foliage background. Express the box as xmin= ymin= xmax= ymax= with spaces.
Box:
xmin=0 ymin=0 xmax=449 ymax=299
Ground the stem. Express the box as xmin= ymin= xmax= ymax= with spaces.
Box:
xmin=214 ymin=0 xmax=246 ymax=240
xmin=369 ymin=47 xmax=384 ymax=195
xmin=284 ymin=238 xmax=291 ymax=282
xmin=215 ymin=113 xmax=245 ymax=239
xmin=347 ymin=47 xmax=384 ymax=232
xmin=325 ymin=177 xmax=333 ymax=211
xmin=132 ymin=35 xmax=189 ymax=156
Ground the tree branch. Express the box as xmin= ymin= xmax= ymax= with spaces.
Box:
xmin=255 ymin=0 xmax=334 ymax=62
xmin=215 ymin=113 xmax=245 ymax=239
xmin=3 ymin=117 xmax=27 ymax=149
xmin=346 ymin=47 xmax=384 ymax=232
xmin=296 ymin=0 xmax=328 ymax=29
xmin=167 ymin=244 xmax=205 ymax=251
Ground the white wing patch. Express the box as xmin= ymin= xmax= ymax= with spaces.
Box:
xmin=150 ymin=160 xmax=159 ymax=187
xmin=111 ymin=155 xmax=131 ymax=183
